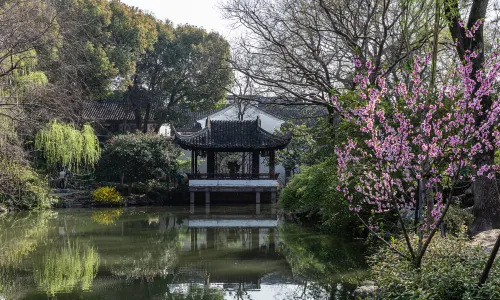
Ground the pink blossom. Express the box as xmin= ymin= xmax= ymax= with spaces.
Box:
xmin=337 ymin=49 xmax=500 ymax=232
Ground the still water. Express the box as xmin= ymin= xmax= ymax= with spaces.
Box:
xmin=0 ymin=205 xmax=368 ymax=300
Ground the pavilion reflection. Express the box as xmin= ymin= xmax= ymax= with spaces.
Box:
xmin=155 ymin=204 xmax=286 ymax=293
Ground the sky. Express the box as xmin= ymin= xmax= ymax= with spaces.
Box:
xmin=120 ymin=0 xmax=235 ymax=38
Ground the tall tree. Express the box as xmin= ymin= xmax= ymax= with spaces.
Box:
xmin=0 ymin=0 xmax=65 ymax=209
xmin=133 ymin=24 xmax=233 ymax=132
xmin=444 ymin=0 xmax=500 ymax=232
xmin=41 ymin=0 xmax=158 ymax=102
xmin=221 ymin=0 xmax=435 ymax=117
xmin=0 ymin=0 xmax=63 ymax=153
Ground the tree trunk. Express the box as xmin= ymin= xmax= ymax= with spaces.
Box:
xmin=444 ymin=0 xmax=500 ymax=232
xmin=130 ymin=74 xmax=143 ymax=132
xmin=142 ymin=101 xmax=151 ymax=133
xmin=473 ymin=152 xmax=500 ymax=232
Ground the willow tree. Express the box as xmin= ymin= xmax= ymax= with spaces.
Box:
xmin=35 ymin=120 xmax=101 ymax=172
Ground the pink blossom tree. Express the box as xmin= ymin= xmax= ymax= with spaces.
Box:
xmin=335 ymin=19 xmax=500 ymax=280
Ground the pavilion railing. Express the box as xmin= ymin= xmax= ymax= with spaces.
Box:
xmin=187 ymin=173 xmax=280 ymax=180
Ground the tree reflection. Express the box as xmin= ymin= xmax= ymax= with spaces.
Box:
xmin=0 ymin=211 xmax=54 ymax=298
xmin=277 ymin=223 xmax=369 ymax=299
xmin=0 ymin=209 xmax=372 ymax=300
xmin=99 ymin=214 xmax=182 ymax=279
xmin=0 ymin=211 xmax=54 ymax=267
xmin=33 ymin=241 xmax=99 ymax=295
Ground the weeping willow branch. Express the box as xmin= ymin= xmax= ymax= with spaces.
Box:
xmin=34 ymin=120 xmax=100 ymax=172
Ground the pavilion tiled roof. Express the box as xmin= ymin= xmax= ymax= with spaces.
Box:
xmin=174 ymin=118 xmax=291 ymax=151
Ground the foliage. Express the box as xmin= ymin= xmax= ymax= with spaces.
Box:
xmin=91 ymin=208 xmax=123 ymax=225
xmin=369 ymin=235 xmax=500 ymax=299
xmin=220 ymin=0 xmax=435 ymax=115
xmin=177 ymin=158 xmax=192 ymax=174
xmin=92 ymin=187 xmax=123 ymax=205
xmin=336 ymin=21 xmax=500 ymax=267
xmin=0 ymin=211 xmax=54 ymax=267
xmin=35 ymin=120 xmax=101 ymax=172
xmin=44 ymin=0 xmax=158 ymax=99
xmin=444 ymin=202 xmax=474 ymax=236
xmin=0 ymin=211 xmax=54 ymax=296
xmin=279 ymin=158 xmax=358 ymax=236
xmin=275 ymin=122 xmax=318 ymax=173
xmin=278 ymin=223 xmax=369 ymax=298
xmin=0 ymin=160 xmax=57 ymax=210
xmin=0 ymin=1 xmax=62 ymax=211
xmin=33 ymin=241 xmax=99 ymax=295
xmin=132 ymin=180 xmax=170 ymax=199
xmin=97 ymin=133 xmax=181 ymax=184
xmin=133 ymin=22 xmax=233 ymax=131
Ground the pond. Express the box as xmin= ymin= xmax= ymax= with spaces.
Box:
xmin=0 ymin=205 xmax=368 ymax=300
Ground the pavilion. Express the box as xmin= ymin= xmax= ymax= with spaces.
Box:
xmin=175 ymin=117 xmax=291 ymax=205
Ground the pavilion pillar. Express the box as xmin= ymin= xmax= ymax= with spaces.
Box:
xmin=194 ymin=151 xmax=198 ymax=174
xmin=269 ymin=150 xmax=276 ymax=179
xmin=207 ymin=151 xmax=215 ymax=178
xmin=241 ymin=152 xmax=246 ymax=175
xmin=252 ymin=151 xmax=260 ymax=179
xmin=191 ymin=151 xmax=195 ymax=174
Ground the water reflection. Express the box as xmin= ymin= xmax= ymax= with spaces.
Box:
xmin=34 ymin=241 xmax=99 ymax=295
xmin=0 ymin=205 xmax=367 ymax=299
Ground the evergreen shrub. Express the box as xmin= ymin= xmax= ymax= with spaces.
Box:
xmin=279 ymin=158 xmax=359 ymax=236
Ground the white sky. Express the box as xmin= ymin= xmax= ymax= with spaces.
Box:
xmin=120 ymin=0 xmax=235 ymax=38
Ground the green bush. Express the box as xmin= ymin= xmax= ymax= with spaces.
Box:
xmin=131 ymin=180 xmax=170 ymax=198
xmin=279 ymin=158 xmax=359 ymax=236
xmin=369 ymin=235 xmax=500 ymax=299
xmin=96 ymin=133 xmax=181 ymax=184
xmin=92 ymin=186 xmax=123 ymax=205
xmin=0 ymin=160 xmax=57 ymax=210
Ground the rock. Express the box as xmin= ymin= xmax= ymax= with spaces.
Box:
xmin=472 ymin=229 xmax=500 ymax=255
xmin=354 ymin=281 xmax=378 ymax=298
xmin=400 ymin=209 xmax=415 ymax=223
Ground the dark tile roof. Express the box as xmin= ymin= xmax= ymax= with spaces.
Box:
xmin=169 ymin=105 xmax=230 ymax=130
xmin=81 ymin=101 xmax=134 ymax=121
xmin=81 ymin=100 xmax=227 ymax=126
xmin=175 ymin=118 xmax=291 ymax=151
xmin=80 ymin=96 xmax=328 ymax=128
xmin=257 ymin=103 xmax=328 ymax=125
xmin=81 ymin=100 xmax=166 ymax=121
xmin=227 ymin=95 xmax=328 ymax=124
